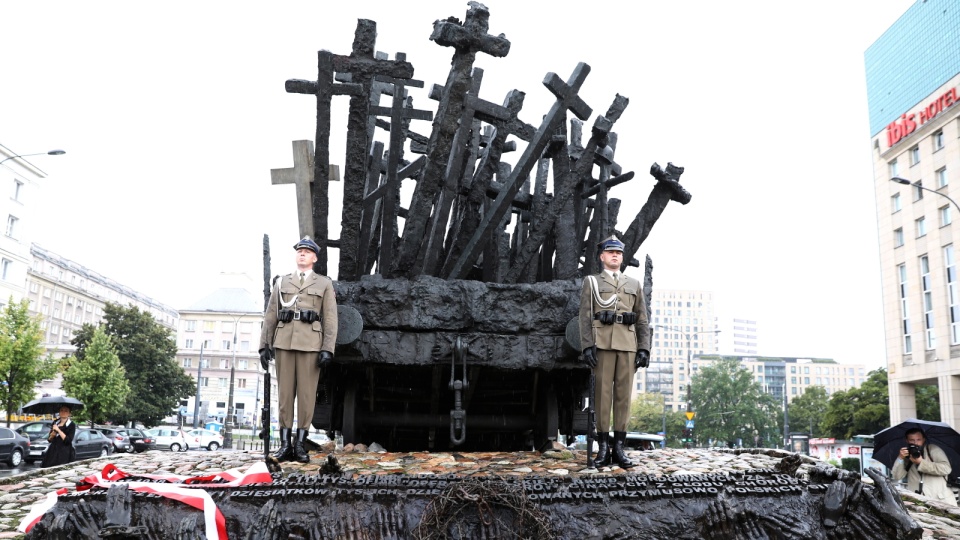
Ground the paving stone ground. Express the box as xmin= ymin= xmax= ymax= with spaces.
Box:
xmin=2 ymin=445 xmax=960 ymax=538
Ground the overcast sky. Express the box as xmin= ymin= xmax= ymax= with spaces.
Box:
xmin=2 ymin=1 xmax=916 ymax=370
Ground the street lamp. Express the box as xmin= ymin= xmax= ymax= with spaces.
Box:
xmin=0 ymin=149 xmax=66 ymax=166
xmin=891 ymin=176 xmax=960 ymax=215
xmin=222 ymin=312 xmax=251 ymax=450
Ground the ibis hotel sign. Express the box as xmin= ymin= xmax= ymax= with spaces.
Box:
xmin=886 ymin=85 xmax=960 ymax=148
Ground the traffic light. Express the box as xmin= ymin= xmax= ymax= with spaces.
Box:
xmin=682 ymin=428 xmax=692 ymax=442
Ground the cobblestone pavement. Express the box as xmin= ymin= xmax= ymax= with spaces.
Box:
xmin=2 ymin=446 xmax=960 ymax=538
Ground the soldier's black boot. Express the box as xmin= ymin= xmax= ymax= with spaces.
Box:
xmin=293 ymin=429 xmax=310 ymax=463
xmin=612 ymin=431 xmax=635 ymax=469
xmin=273 ymin=428 xmax=293 ymax=462
xmin=595 ymin=433 xmax=612 ymax=467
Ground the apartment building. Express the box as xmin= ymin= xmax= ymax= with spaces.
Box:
xmin=176 ymin=287 xmax=277 ymax=428
xmin=868 ymin=0 xmax=960 ymax=425
xmin=639 ymin=288 xmax=720 ymax=411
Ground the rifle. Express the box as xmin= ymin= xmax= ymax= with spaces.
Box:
xmin=260 ymin=235 xmax=273 ymax=462
xmin=586 ymin=344 xmax=597 ymax=468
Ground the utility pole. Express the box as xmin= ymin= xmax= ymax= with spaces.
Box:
xmin=192 ymin=343 xmax=205 ymax=429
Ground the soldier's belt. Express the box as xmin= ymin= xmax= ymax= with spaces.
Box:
xmin=593 ymin=311 xmax=637 ymax=325
xmin=278 ymin=309 xmax=321 ymax=323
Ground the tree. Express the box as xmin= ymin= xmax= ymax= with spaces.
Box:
xmin=0 ymin=297 xmax=57 ymax=427
xmin=62 ymin=326 xmax=130 ymax=426
xmin=627 ymin=393 xmax=686 ymax=447
xmin=691 ymin=358 xmax=781 ymax=447
xmin=788 ymin=386 xmax=829 ymax=437
xmin=71 ymin=303 xmax=194 ymax=426
xmin=916 ymin=384 xmax=941 ymax=421
xmin=822 ymin=369 xmax=890 ymax=439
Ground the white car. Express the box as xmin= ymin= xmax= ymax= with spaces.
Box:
xmin=187 ymin=428 xmax=224 ymax=451
xmin=144 ymin=428 xmax=197 ymax=452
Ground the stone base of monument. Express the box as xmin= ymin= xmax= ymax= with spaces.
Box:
xmin=25 ymin=454 xmax=922 ymax=539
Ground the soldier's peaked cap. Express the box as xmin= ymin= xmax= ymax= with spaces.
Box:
xmin=293 ymin=236 xmax=321 ymax=255
xmin=598 ymin=235 xmax=625 ymax=252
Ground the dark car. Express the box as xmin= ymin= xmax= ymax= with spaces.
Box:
xmin=72 ymin=429 xmax=113 ymax=460
xmin=127 ymin=428 xmax=156 ymax=453
xmin=16 ymin=421 xmax=53 ymax=464
xmin=0 ymin=427 xmax=30 ymax=467
xmin=98 ymin=427 xmax=148 ymax=453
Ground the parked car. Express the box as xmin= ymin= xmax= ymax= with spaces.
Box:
xmin=18 ymin=421 xmax=54 ymax=464
xmin=0 ymin=427 xmax=30 ymax=467
xmin=73 ymin=428 xmax=113 ymax=460
xmin=187 ymin=428 xmax=224 ymax=451
xmin=99 ymin=427 xmax=150 ymax=453
xmin=128 ymin=428 xmax=156 ymax=453
xmin=144 ymin=428 xmax=192 ymax=452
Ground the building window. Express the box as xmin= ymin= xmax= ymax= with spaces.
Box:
xmin=892 ymin=193 xmax=901 ymax=213
xmin=203 ymin=321 xmax=215 ymax=332
xmin=910 ymin=145 xmax=920 ymax=165
xmin=183 ymin=358 xmax=192 ymax=368
xmin=894 ymin=228 xmax=904 ymax=247
xmin=804 ymin=377 xmax=810 ymax=384
xmin=219 ymin=359 xmax=228 ymax=369
xmin=921 ymin=255 xmax=936 ymax=350
xmin=899 ymin=267 xmax=914 ymax=347
xmin=917 ymin=217 xmax=927 ymax=238
xmin=218 ymin=378 xmax=228 ymax=388
xmin=222 ymin=340 xmax=231 ymax=350
xmin=237 ymin=379 xmax=247 ymax=389
xmin=199 ymin=377 xmax=209 ymax=387
xmin=0 ymin=258 xmax=11 ymax=281
xmin=937 ymin=167 xmax=948 ymax=189
xmin=934 ymin=130 xmax=945 ymax=151
xmin=238 ymin=359 xmax=248 ymax=370
xmin=29 ymin=281 xmax=38 ymax=293
xmin=914 ymin=181 xmax=924 ymax=202
xmin=185 ymin=339 xmax=193 ymax=349
xmin=889 ymin=159 xmax=899 ymax=177
xmin=947 ymin=246 xmax=960 ymax=345
xmin=12 ymin=180 xmax=22 ymax=202
xmin=185 ymin=320 xmax=196 ymax=332
xmin=942 ymin=206 xmax=953 ymax=227
xmin=4 ymin=215 xmax=17 ymax=238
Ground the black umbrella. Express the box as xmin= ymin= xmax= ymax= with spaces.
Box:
xmin=873 ymin=418 xmax=960 ymax=482
xmin=20 ymin=396 xmax=85 ymax=416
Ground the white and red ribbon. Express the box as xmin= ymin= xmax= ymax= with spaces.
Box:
xmin=17 ymin=461 xmax=272 ymax=539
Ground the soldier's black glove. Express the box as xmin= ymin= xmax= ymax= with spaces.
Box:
xmin=318 ymin=350 xmax=333 ymax=369
xmin=581 ymin=347 xmax=597 ymax=368
xmin=259 ymin=347 xmax=273 ymax=370
xmin=635 ymin=349 xmax=649 ymax=370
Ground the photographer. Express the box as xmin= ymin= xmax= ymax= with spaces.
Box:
xmin=891 ymin=427 xmax=958 ymax=506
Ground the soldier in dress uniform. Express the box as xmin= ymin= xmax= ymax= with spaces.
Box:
xmin=579 ymin=235 xmax=650 ymax=468
xmin=259 ymin=237 xmax=338 ymax=463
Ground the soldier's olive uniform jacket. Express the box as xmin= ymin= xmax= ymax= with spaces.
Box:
xmin=260 ymin=273 xmax=338 ymax=353
xmin=579 ymin=272 xmax=650 ymax=353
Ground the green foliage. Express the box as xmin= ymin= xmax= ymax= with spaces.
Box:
xmin=0 ymin=297 xmax=57 ymax=426
xmin=627 ymin=393 xmax=686 ymax=447
xmin=691 ymin=359 xmax=782 ymax=447
xmin=62 ymin=326 xmax=130 ymax=426
xmin=915 ymin=385 xmax=941 ymax=421
xmin=840 ymin=457 xmax=861 ymax=473
xmin=71 ymin=303 xmax=194 ymax=426
xmin=788 ymin=386 xmax=829 ymax=437
xmin=822 ymin=369 xmax=890 ymax=439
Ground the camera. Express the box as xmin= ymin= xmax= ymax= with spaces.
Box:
xmin=908 ymin=444 xmax=923 ymax=458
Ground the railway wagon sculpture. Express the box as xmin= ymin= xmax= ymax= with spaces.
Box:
xmin=273 ymin=2 xmax=691 ymax=451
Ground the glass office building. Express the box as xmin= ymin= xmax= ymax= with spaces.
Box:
xmin=869 ymin=1 xmax=960 ymax=427
xmin=865 ymin=0 xmax=960 ymax=138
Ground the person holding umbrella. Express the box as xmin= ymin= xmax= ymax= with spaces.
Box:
xmin=891 ymin=427 xmax=958 ymax=506
xmin=41 ymin=405 xmax=76 ymax=467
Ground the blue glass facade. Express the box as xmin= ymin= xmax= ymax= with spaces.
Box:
xmin=865 ymin=0 xmax=960 ymax=137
